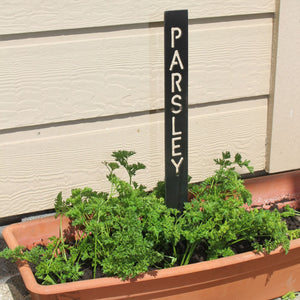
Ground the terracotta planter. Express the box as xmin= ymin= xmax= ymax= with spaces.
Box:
xmin=3 ymin=171 xmax=300 ymax=300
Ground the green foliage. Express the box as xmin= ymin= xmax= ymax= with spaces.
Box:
xmin=282 ymin=291 xmax=299 ymax=300
xmin=54 ymin=191 xmax=69 ymax=218
xmin=288 ymin=229 xmax=300 ymax=240
xmin=0 ymin=150 xmax=297 ymax=285
xmin=105 ymin=150 xmax=146 ymax=187
xmin=0 ymin=246 xmax=25 ymax=262
xmin=153 ymin=180 xmax=165 ymax=198
xmin=180 ymin=153 xmax=290 ymax=263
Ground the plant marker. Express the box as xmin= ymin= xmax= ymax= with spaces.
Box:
xmin=164 ymin=10 xmax=188 ymax=210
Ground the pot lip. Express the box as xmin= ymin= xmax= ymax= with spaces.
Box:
xmin=3 ymin=218 xmax=300 ymax=295
xmin=244 ymin=169 xmax=300 ymax=208
xmin=244 ymin=169 xmax=300 ymax=192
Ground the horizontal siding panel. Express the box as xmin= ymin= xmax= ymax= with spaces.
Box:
xmin=267 ymin=0 xmax=300 ymax=172
xmin=0 ymin=19 xmax=272 ymax=130
xmin=0 ymin=0 xmax=275 ymax=35
xmin=0 ymin=98 xmax=267 ymax=218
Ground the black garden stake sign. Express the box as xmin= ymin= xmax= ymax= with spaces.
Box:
xmin=164 ymin=10 xmax=188 ymax=210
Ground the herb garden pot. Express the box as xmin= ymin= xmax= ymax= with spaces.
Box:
xmin=3 ymin=170 xmax=300 ymax=300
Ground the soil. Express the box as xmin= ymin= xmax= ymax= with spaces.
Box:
xmin=284 ymin=212 xmax=300 ymax=230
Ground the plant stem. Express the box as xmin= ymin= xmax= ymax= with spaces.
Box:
xmin=180 ymin=243 xmax=189 ymax=266
xmin=93 ymin=233 xmax=97 ymax=279
xmin=184 ymin=243 xmax=197 ymax=265
xmin=59 ymin=215 xmax=67 ymax=261
xmin=181 ymin=242 xmax=197 ymax=266
xmin=93 ymin=206 xmax=102 ymax=279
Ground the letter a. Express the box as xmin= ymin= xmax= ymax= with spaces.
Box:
xmin=169 ymin=50 xmax=184 ymax=71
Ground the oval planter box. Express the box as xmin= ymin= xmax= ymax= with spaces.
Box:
xmin=3 ymin=170 xmax=300 ymax=300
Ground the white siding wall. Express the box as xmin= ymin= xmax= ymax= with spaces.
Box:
xmin=267 ymin=0 xmax=300 ymax=172
xmin=0 ymin=1 xmax=276 ymax=217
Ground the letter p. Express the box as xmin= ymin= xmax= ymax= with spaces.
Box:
xmin=171 ymin=27 xmax=182 ymax=48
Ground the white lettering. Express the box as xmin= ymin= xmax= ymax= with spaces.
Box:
xmin=172 ymin=136 xmax=182 ymax=156
xmin=172 ymin=116 xmax=182 ymax=136
xmin=169 ymin=50 xmax=184 ymax=71
xmin=171 ymin=27 xmax=182 ymax=48
xmin=171 ymin=73 xmax=182 ymax=93
xmin=168 ymin=25 xmax=186 ymax=176
xmin=171 ymin=157 xmax=184 ymax=174
xmin=171 ymin=95 xmax=182 ymax=114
